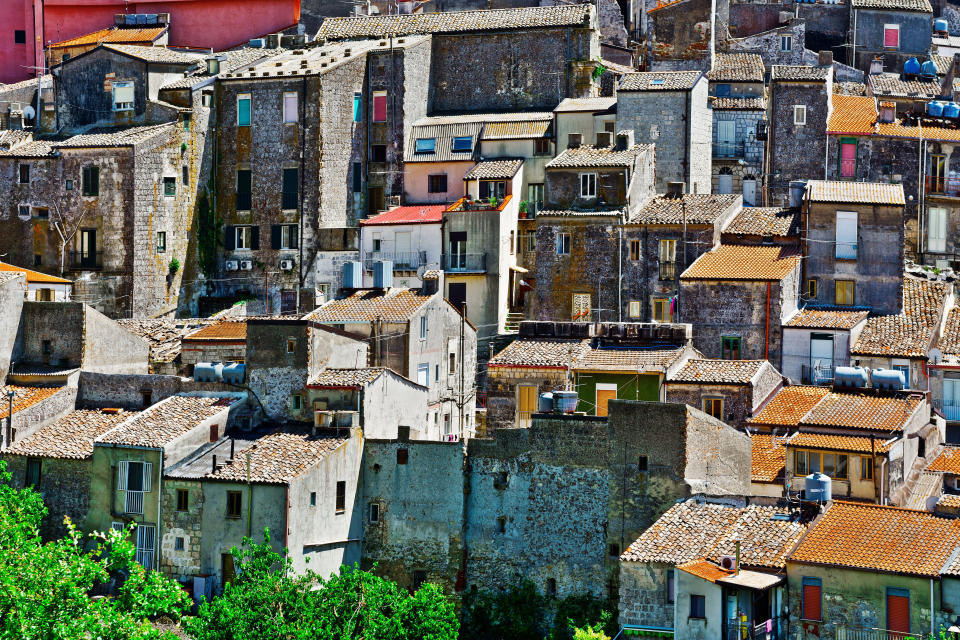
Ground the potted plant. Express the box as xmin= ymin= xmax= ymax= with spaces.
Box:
xmin=168 ymin=258 xmax=180 ymax=275
xmin=519 ymin=200 xmax=529 ymax=218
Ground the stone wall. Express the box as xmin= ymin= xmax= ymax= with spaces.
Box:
xmin=546 ymin=167 xmax=630 ymax=210
xmin=0 ymin=273 xmax=25 ymax=380
xmin=727 ymin=20 xmax=806 ymax=69
xmin=485 ymin=363 xmax=568 ymax=431
xmin=77 ymin=371 xmax=236 ymax=410
xmin=665 ymin=382 xmax=753 ymax=427
xmin=159 ymin=479 xmax=204 ymax=581
xmin=853 ymin=9 xmax=932 ymax=73
xmin=768 ymin=75 xmax=830 ymax=205
xmin=3 ymin=455 xmax=91 ymax=540
xmin=8 ymin=386 xmax=78 ymax=446
xmin=647 ymin=0 xmax=715 ymax=70
xmin=618 ymin=561 xmax=673 ymax=629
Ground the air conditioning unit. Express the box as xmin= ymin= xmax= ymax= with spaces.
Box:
xmin=225 ymin=260 xmax=239 ymax=271
xmin=240 ymin=260 xmax=253 ymax=271
xmin=719 ymin=555 xmax=737 ymax=571
xmin=9 ymin=103 xmax=21 ymax=112
xmin=280 ymin=259 xmax=294 ymax=271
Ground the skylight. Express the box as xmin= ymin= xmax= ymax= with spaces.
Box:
xmin=415 ymin=138 xmax=436 ymax=154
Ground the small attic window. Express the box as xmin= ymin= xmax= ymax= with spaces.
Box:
xmin=414 ymin=138 xmax=435 ymax=154
xmin=651 ymin=78 xmax=665 ymax=86
xmin=451 ymin=136 xmax=473 ymax=152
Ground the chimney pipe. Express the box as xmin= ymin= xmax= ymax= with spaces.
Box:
xmin=734 ymin=540 xmax=740 ymax=575
xmin=212 ymin=454 xmax=217 ymax=473
xmin=230 ymin=437 xmax=235 ymax=460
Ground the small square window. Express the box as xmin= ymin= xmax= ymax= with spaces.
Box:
xmin=703 ymin=397 xmax=724 ymax=420
xmin=835 ymin=280 xmax=855 ymax=306
xmin=309 ymin=491 xmax=316 ymax=507
xmin=291 ymin=394 xmax=302 ymax=411
xmin=722 ymin=336 xmax=741 ymax=360
xmin=14 ymin=30 xmax=26 ymax=45
xmin=176 ymin=489 xmax=189 ymax=512
xmin=163 ymin=177 xmax=176 ymax=197
xmin=628 ymin=300 xmax=641 ymax=318
xmin=451 ymin=136 xmax=472 ymax=152
xmin=428 ymin=174 xmax=447 ymax=193
xmin=397 ymin=448 xmax=408 ymax=465
xmin=286 ymin=338 xmax=296 ymax=353
xmin=174 ymin=537 xmax=184 ymax=551
xmin=690 ymin=594 xmax=706 ymax=619
xmin=156 ymin=231 xmax=166 ymax=253
xmin=794 ymin=105 xmax=806 ymax=126
xmin=608 ymin=543 xmax=620 ymax=557
xmin=415 ymin=138 xmax=436 ymax=154
xmin=226 ymin=491 xmax=242 ymax=518
xmin=807 ymin=278 xmax=818 ymax=299
xmin=65 ymin=179 xmax=74 ymax=191
xmin=112 ymin=81 xmax=134 ymax=112
xmin=534 ymin=138 xmax=551 ymax=156
xmin=638 ymin=455 xmax=648 ymax=471
xmin=371 ymin=145 xmax=387 ymax=163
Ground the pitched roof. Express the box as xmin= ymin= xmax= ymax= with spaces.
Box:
xmin=629 ymin=194 xmax=741 ymax=225
xmin=572 ymin=347 xmax=686 ymax=372
xmin=927 ymin=446 xmax=960 ymax=474
xmin=723 ymin=207 xmax=799 ymax=238
xmin=546 ymin=144 xmax=652 ymax=168
xmin=316 ymin=4 xmax=593 ymax=39
xmin=851 ymin=277 xmax=947 ymax=357
xmin=806 ymin=180 xmax=905 ymax=205
xmin=307 ymin=368 xmax=385 ymax=388
xmin=481 ymin=117 xmax=552 ymax=140
xmin=49 ymin=26 xmax=167 ymax=49
xmin=183 ymin=321 xmax=246 ymax=342
xmin=850 ymin=0 xmax=931 ymax=11
xmin=747 ymin=386 xmax=830 ymax=427
xmin=464 ymin=158 xmax=524 ymax=180
xmin=680 ymin=244 xmax=801 ymax=281
xmin=201 ymin=430 xmax=349 ymax=484
xmin=785 ymin=308 xmax=870 ymax=329
xmin=788 ymin=501 xmax=960 ymax=577
xmin=668 ymin=359 xmax=769 ymax=384
xmin=55 ymin=123 xmax=178 ymax=148
xmin=621 ymin=500 xmax=806 ymax=569
xmin=751 ymin=434 xmax=786 ymax=482
xmin=161 ymin=47 xmax=277 ymax=90
xmin=708 ymin=53 xmax=765 ymax=82
xmin=308 ymin=288 xmax=435 ymax=323
xmin=6 ymin=409 xmax=138 ymax=459
xmin=788 ymin=432 xmax=894 ymax=454
xmin=712 ymin=96 xmax=767 ymax=110
xmin=116 ymin=318 xmax=219 ymax=363
xmin=771 ymin=65 xmax=831 ymax=82
xmin=405 ymin=118 xmax=482 ymax=163
xmin=800 ymin=392 xmax=923 ymax=432
xmin=0 ymin=386 xmax=63 ymax=421
xmin=359 ymin=204 xmax=447 ymax=226
xmin=677 ymin=559 xmax=734 ymax=583
xmin=0 ymin=261 xmax=71 ymax=284
xmin=96 ymin=395 xmax=236 ymax=448
xmin=537 ymin=208 xmax=625 ymax=218
xmin=101 ymin=44 xmax=204 ymax=65
xmin=826 ymin=94 xmax=878 ymax=135
xmin=488 ymin=338 xmax=591 ymax=368
xmin=553 ymin=97 xmax=618 ymax=113
xmin=869 ymin=73 xmax=944 ymax=99
xmin=940 ymin=306 xmax=960 ymax=357
xmin=619 ymin=71 xmax=701 ymax=91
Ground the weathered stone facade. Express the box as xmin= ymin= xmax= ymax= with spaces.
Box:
xmin=4 ymin=455 xmax=92 ymax=540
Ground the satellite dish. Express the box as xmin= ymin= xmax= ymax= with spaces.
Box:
xmin=21 ymin=105 xmax=35 ymax=120
xmin=929 ymin=347 xmax=943 ymax=364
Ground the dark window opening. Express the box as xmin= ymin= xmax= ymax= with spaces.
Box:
xmin=397 ymin=448 xmax=408 ymax=465
xmin=370 ymin=502 xmax=380 ymax=522
xmin=163 ymin=177 xmax=176 ymax=197
xmin=335 ymin=480 xmax=346 ymax=513
xmin=638 ymin=455 xmax=648 ymax=471
xmin=174 ymin=537 xmax=184 ymax=551
xmin=608 ymin=543 xmax=620 ymax=557
xmin=494 ymin=472 xmax=509 ymax=490
xmin=497 ymin=516 xmax=506 ymax=533
xmin=226 ymin=491 xmax=242 ymax=518
xmin=428 ymin=174 xmax=447 ymax=193
xmin=14 ymin=30 xmax=26 ymax=44
xmin=33 ymin=254 xmax=41 ymax=267
xmin=310 ymin=491 xmax=316 ymax=507
xmin=26 ymin=458 xmax=41 ymax=487
xmin=236 ymin=169 xmax=252 ymax=210
xmin=282 ymin=168 xmax=298 ymax=210
xmin=412 ymin=570 xmax=427 ymax=592
xmin=690 ymin=594 xmax=706 ymax=619
xmin=547 ymin=578 xmax=557 ymax=597
xmin=82 ymin=166 xmax=99 ymax=196
xmin=18 ymin=164 xmax=29 ymax=184
xmin=176 ymin=489 xmax=189 ymax=512
xmin=371 ymin=145 xmax=387 ymax=163
xmin=209 ymin=424 xmax=219 ymax=442
xmin=140 ymin=390 xmax=152 ymax=407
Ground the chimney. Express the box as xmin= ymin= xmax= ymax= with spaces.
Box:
xmin=615 ymin=129 xmax=634 ymax=151
xmin=666 ymin=181 xmax=685 ymax=199
xmin=567 ymin=133 xmax=583 ymax=149
xmin=229 ymin=437 xmax=235 ymax=461
xmin=818 ymin=50 xmax=834 ymax=67
xmin=595 ymin=131 xmax=613 ymax=147
xmin=421 ymin=270 xmax=441 ymax=296
xmin=206 ymin=56 xmax=220 ymax=75
xmin=212 ymin=454 xmax=217 ymax=473
xmin=869 ymin=56 xmax=884 ymax=75
xmin=879 ymin=101 xmax=896 ymax=123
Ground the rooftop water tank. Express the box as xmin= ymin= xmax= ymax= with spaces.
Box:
xmin=904 ymin=56 xmax=921 ymax=76
xmin=921 ymin=60 xmax=938 ymax=79
xmin=538 ymin=392 xmax=554 ymax=413
xmin=872 ymin=367 xmax=905 ymax=391
xmin=834 ymin=366 xmax=868 ymax=388
xmin=936 ymin=18 xmax=949 ymax=32
xmin=222 ymin=362 xmax=245 ymax=385
xmin=928 ymin=100 xmax=945 ymax=117
xmin=341 ymin=260 xmax=362 ymax=289
xmin=554 ymin=390 xmax=578 ymax=414
xmin=372 ymin=260 xmax=394 ymax=289
xmin=805 ymin=472 xmax=832 ymax=503
xmin=945 ymin=102 xmax=960 ymax=119
xmin=194 ymin=362 xmax=223 ymax=383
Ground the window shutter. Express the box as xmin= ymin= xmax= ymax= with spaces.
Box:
xmin=289 ymin=226 xmax=298 ymax=250
xmin=142 ymin=462 xmax=152 ymax=492
xmin=373 ymin=93 xmax=387 ymax=122
xmin=118 ymin=461 xmax=129 ymax=491
xmin=802 ymin=583 xmax=821 ymax=621
xmin=887 ymin=591 xmax=910 ymax=633
xmin=114 ymin=82 xmax=134 ymax=104
xmin=352 ymin=162 xmax=362 ymax=193
xmin=946 ymin=379 xmax=957 ymax=408
xmin=225 ymin=225 xmax=236 ymax=251
xmin=250 ymin=226 xmax=260 ymax=250
xmin=271 ymin=225 xmax=282 ymax=250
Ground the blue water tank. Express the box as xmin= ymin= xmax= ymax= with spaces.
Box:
xmin=222 ymin=362 xmax=246 ymax=385
xmin=372 ymin=260 xmax=394 ymax=289
xmin=946 ymin=102 xmax=960 ymax=118
xmin=921 ymin=60 xmax=938 ymax=79
xmin=872 ymin=368 xmax=905 ymax=391
xmin=194 ymin=362 xmax=223 ymax=383
xmin=936 ymin=18 xmax=949 ymax=32
xmin=538 ymin=392 xmax=554 ymax=413
xmin=554 ymin=391 xmax=579 ymax=413
xmin=805 ymin=472 xmax=832 ymax=503
xmin=928 ymin=100 xmax=945 ymax=117
xmin=341 ymin=261 xmax=362 ymax=289
xmin=904 ymin=56 xmax=921 ymax=76
xmin=834 ymin=366 xmax=869 ymax=388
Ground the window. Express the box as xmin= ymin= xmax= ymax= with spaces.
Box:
xmin=547 ymin=577 xmax=557 ymax=597
xmin=236 ymin=169 xmax=252 ymax=210
xmin=397 ymin=448 xmax=408 ymax=465
xmin=572 ymin=293 xmax=591 ymax=321
xmin=795 ymin=450 xmax=848 ymax=479
xmin=352 ymin=162 xmax=362 ymax=193
xmin=839 ymin=138 xmax=857 ymax=179
xmin=135 ymin=524 xmax=155 ymax=569
xmin=428 ymin=174 xmax=447 ymax=193
xmin=26 ymin=458 xmax=41 ymax=487
xmin=174 ymin=536 xmax=184 ymax=551
xmin=528 ymin=183 xmax=544 ymax=215
xmin=17 ymin=205 xmax=29 ymax=219
xmin=892 ymin=359 xmax=910 ymax=389
xmin=141 ymin=390 xmax=152 ymax=407
xmin=291 ymin=394 xmax=302 ymax=411
xmin=415 ymin=138 xmax=436 ymax=154
xmin=497 ymin=516 xmax=507 ymax=533
xmin=835 ymin=211 xmax=858 ymax=259
xmin=807 ymin=278 xmax=818 ymax=299
xmin=629 ymin=239 xmax=641 ymax=261
xmin=417 ymin=363 xmax=429 ymax=387
xmin=884 ymin=24 xmax=900 ymax=48
xmin=353 ymin=92 xmax=362 ymax=122
xmin=638 ymin=455 xmax=648 ymax=471
xmin=182 ymin=165 xmax=189 ymax=186
xmin=861 ymin=456 xmax=874 ymax=480
xmin=372 ymin=233 xmax=382 ymax=252
xmin=580 ymin=172 xmax=597 ymax=198
xmin=794 ymin=105 xmax=806 ymax=126
xmin=235 ymin=226 xmax=252 ymax=250
xmin=666 ymin=569 xmax=675 ymax=604
xmin=282 ymin=168 xmax=298 ymax=210
xmin=272 ymin=224 xmax=299 ymax=250
xmin=237 ymin=94 xmax=251 ymax=126
xmin=715 ymin=83 xmax=731 ymax=98
xmin=835 ymin=280 xmax=855 ymax=305
xmin=556 ymin=232 xmax=571 ymax=255
xmin=534 ymin=138 xmax=551 ymax=156
xmin=14 ymin=30 xmax=26 ymax=44
xmin=182 ymin=113 xmax=190 ymax=131
xmin=176 ymin=489 xmax=189 ymax=512
xmin=413 ymin=570 xmax=428 ymax=592
xmin=928 ymin=207 xmax=947 ymax=253
xmin=163 ymin=176 xmax=176 ymax=197
xmin=690 ymin=594 xmax=706 ymax=619
xmin=286 ymin=338 xmax=296 ymax=353
xmin=420 ymin=316 xmax=428 ymax=340
xmin=65 ymin=179 xmax=73 ymax=191
xmin=628 ymin=300 xmax=641 ymax=318
xmin=18 ymin=163 xmax=29 ymax=184
xmin=449 ymin=352 xmax=456 ymax=375
xmin=653 ymin=297 xmax=671 ymax=323
xmin=82 ymin=166 xmax=99 ymax=196
xmin=156 ymin=231 xmax=166 ymax=253
xmin=33 ymin=254 xmax=41 ymax=267
xmin=372 ymin=90 xmax=387 ymax=122
xmin=451 ymin=136 xmax=472 ymax=152
xmin=371 ymin=144 xmax=387 ymax=163
xmin=659 ymin=239 xmax=677 ymax=280
xmin=227 ymin=491 xmax=242 ymax=518
xmin=802 ymin=577 xmax=822 ymax=621
xmin=309 ymin=491 xmax=316 ymax=507
xmin=335 ymin=481 xmax=346 ymax=513
xmin=283 ymin=92 xmax=298 ymax=123
xmin=703 ymin=397 xmax=723 ymax=420
xmin=722 ymin=336 xmax=741 ymax=360
xmin=369 ymin=502 xmax=380 ymax=522
xmin=118 ymin=461 xmax=152 ymax=515
xmin=780 ymin=34 xmax=793 ymax=52
xmin=479 ymin=180 xmax=505 ymax=201
xmin=608 ymin=543 xmax=620 ymax=557
xmin=112 ymin=81 xmax=134 ymax=112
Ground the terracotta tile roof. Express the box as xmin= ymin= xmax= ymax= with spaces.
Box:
xmin=788 ymin=432 xmax=894 ymax=454
xmin=619 ymin=71 xmax=701 ymax=91
xmin=488 ymin=338 xmax=591 ymax=368
xmin=546 ymin=144 xmax=652 ymax=168
xmin=751 ymin=434 xmax=786 ymax=482
xmin=56 ymin=123 xmax=178 ymax=148
xmin=928 ymin=446 xmax=960 ymax=474
xmin=554 ymin=97 xmax=618 ymax=112
xmin=851 ymin=0 xmax=931 ymax=11
xmin=573 ymin=347 xmax=685 ymax=372
xmin=680 ymin=244 xmax=801 ymax=281
xmin=630 ymin=194 xmax=741 ymax=225
xmin=938 ymin=493 xmax=960 ymax=509
xmin=939 ymin=306 xmax=960 ymax=356
xmin=748 ymin=386 xmax=830 ymax=427
xmin=465 ymin=158 xmax=524 ymax=180
xmin=712 ymin=96 xmax=766 ymax=110
xmin=307 ymin=288 xmax=434 ymax=323
xmin=788 ymin=501 xmax=960 ymax=577
xmin=482 ymin=119 xmax=552 ymax=140
xmin=621 ymin=500 xmax=806 ymax=569
xmin=668 ymin=358 xmax=769 ymax=384
xmin=204 ymin=430 xmax=349 ymax=484
xmin=307 ymin=368 xmax=385 ymax=388
xmin=785 ymin=308 xmax=870 ymax=329
xmin=826 ymin=95 xmax=878 ymax=135
xmin=876 ymin=116 xmax=960 ymax=142
xmin=6 ymin=409 xmax=138 ymax=459
xmin=835 ymin=82 xmax=868 ymax=96
xmin=852 ymin=277 xmax=947 ymax=357
xmin=0 ymin=386 xmax=63 ymax=421
xmin=101 ymin=44 xmax=204 ymax=65
xmin=184 ymin=322 xmax=247 ymax=342
xmin=537 ymin=208 xmax=624 ymax=218
xmin=800 ymin=392 xmax=923 ymax=432
xmin=116 ymin=318 xmax=218 ymax=363
xmin=806 ymin=180 xmax=905 ymax=205
xmin=360 ymin=204 xmax=446 ymax=226
xmin=97 ymin=395 xmax=237 ymax=448
xmin=708 ymin=53 xmax=765 ymax=82
xmin=49 ymin=26 xmax=167 ymax=49
xmin=0 ymin=261 xmax=71 ymax=284
xmin=0 ymin=140 xmax=55 ymax=158
xmin=771 ymin=65 xmax=831 ymax=81
xmin=677 ymin=559 xmax=734 ymax=583
xmin=723 ymin=207 xmax=799 ymax=238
xmin=316 ymin=4 xmax=593 ymax=39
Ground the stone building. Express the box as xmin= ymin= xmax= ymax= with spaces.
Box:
xmin=664 ymin=358 xmax=784 ymax=428
xmin=679 ymin=244 xmax=802 ymax=368
xmin=180 ymin=321 xmax=247 ymax=369
xmin=45 ymin=18 xmax=171 ymax=69
xmin=720 ymin=205 xmax=800 ymax=246
xmin=849 ymin=0 xmax=933 ymax=73
xmin=645 ymin=0 xmax=729 ymax=72
xmin=615 ymin=71 xmax=712 ymax=194
xmin=554 ymin=97 xmax=618 ymax=153
xmin=358 ymin=204 xmax=445 ymax=289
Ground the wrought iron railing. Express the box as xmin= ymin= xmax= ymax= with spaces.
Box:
xmin=445 ymin=253 xmax=486 ymax=272
xmin=932 ymin=398 xmax=960 ymax=421
xmin=363 ymin=251 xmax=428 ymax=271
xmin=124 ymin=490 xmax=144 ymax=515
xmin=715 ymin=141 xmax=743 ymax=158
xmin=659 ymin=262 xmax=676 ymax=281
xmin=835 ymin=626 xmax=920 ymax=640
xmin=69 ymin=250 xmax=103 ymax=270
xmin=802 ymin=363 xmax=835 ymax=385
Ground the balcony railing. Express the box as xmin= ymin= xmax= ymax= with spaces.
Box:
xmin=69 ymin=250 xmax=103 ymax=270
xmin=124 ymin=490 xmax=144 ymax=515
xmin=135 ymin=548 xmax=154 ymax=569
xmin=802 ymin=363 xmax=835 ymax=385
xmin=363 ymin=251 xmax=427 ymax=271
xmin=715 ymin=141 xmax=743 ymax=158
xmin=659 ymin=261 xmax=676 ymax=281
xmin=445 ymin=253 xmax=486 ymax=272
xmin=926 ymin=175 xmax=960 ymax=197
xmin=932 ymin=398 xmax=960 ymax=421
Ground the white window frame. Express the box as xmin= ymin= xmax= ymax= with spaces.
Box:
xmin=235 ymin=226 xmax=252 ymax=250
xmin=884 ymin=24 xmax=900 ymax=49
xmin=780 ymin=34 xmax=792 ymax=52
xmin=280 ymin=224 xmax=298 ymax=250
xmin=580 ymin=172 xmax=598 ymax=198
xmin=794 ymin=105 xmax=806 ymax=126
xmin=417 ymin=362 xmax=429 ymax=387
xmin=282 ymin=91 xmax=298 ymax=124
xmin=835 ymin=211 xmax=858 ymax=259
xmin=628 ymin=300 xmax=641 ymax=318
xmin=420 ymin=316 xmax=428 ymax=341
xmin=135 ymin=523 xmax=155 ymax=569
xmin=118 ymin=460 xmax=152 ymax=515
xmin=112 ymin=81 xmax=134 ymax=112
xmin=928 ymin=206 xmax=948 ymax=253
xmin=556 ymin=232 xmax=571 ymax=256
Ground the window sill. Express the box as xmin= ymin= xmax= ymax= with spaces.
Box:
xmin=335 ymin=509 xmax=345 ymax=515
xmin=688 ymin=617 xmax=706 ymax=622
xmin=226 ymin=515 xmax=242 ymax=520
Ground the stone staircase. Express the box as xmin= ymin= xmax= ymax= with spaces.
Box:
xmin=503 ymin=312 xmax=524 ymax=333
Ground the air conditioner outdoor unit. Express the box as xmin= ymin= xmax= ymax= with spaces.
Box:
xmin=240 ymin=260 xmax=253 ymax=270
xmin=719 ymin=555 xmax=737 ymax=571
xmin=225 ymin=260 xmax=239 ymax=271
xmin=280 ymin=259 xmax=294 ymax=271
xmin=9 ymin=103 xmax=20 ymax=112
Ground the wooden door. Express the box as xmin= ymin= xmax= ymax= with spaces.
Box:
xmin=596 ymin=386 xmax=617 ymax=417
xmin=517 ymin=385 xmax=536 ymax=428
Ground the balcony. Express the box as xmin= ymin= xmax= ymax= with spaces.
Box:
xmin=801 ymin=363 xmax=835 ymax=385
xmin=447 ymin=194 xmax=512 ymax=213
xmin=124 ymin=490 xmax=144 ymax=515
xmin=69 ymin=250 xmax=103 ymax=271
xmin=445 ymin=253 xmax=486 ymax=273
xmin=363 ymin=251 xmax=427 ymax=271
xmin=926 ymin=175 xmax=960 ymax=198
xmin=658 ymin=261 xmax=676 ymax=281
xmin=932 ymin=398 xmax=960 ymax=421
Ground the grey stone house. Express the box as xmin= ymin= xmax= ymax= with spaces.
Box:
xmin=849 ymin=0 xmax=933 ymax=73
xmin=664 ymin=358 xmax=784 ymax=428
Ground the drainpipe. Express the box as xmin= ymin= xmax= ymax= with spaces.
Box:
xmin=880 ymin=457 xmax=888 ymax=505
xmin=931 ymin=578 xmax=936 ymax=637
xmin=919 ymin=122 xmax=925 ymax=260
xmin=246 ymin=451 xmax=253 ymax=538
xmin=298 ymin=75 xmax=306 ymax=311
xmin=617 ymin=224 xmax=623 ymax=322
xmin=155 ymin=457 xmax=163 ymax=570
xmin=765 ymin=281 xmax=771 ymax=361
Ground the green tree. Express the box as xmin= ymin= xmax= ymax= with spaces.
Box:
xmin=0 ymin=461 xmax=190 ymax=640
